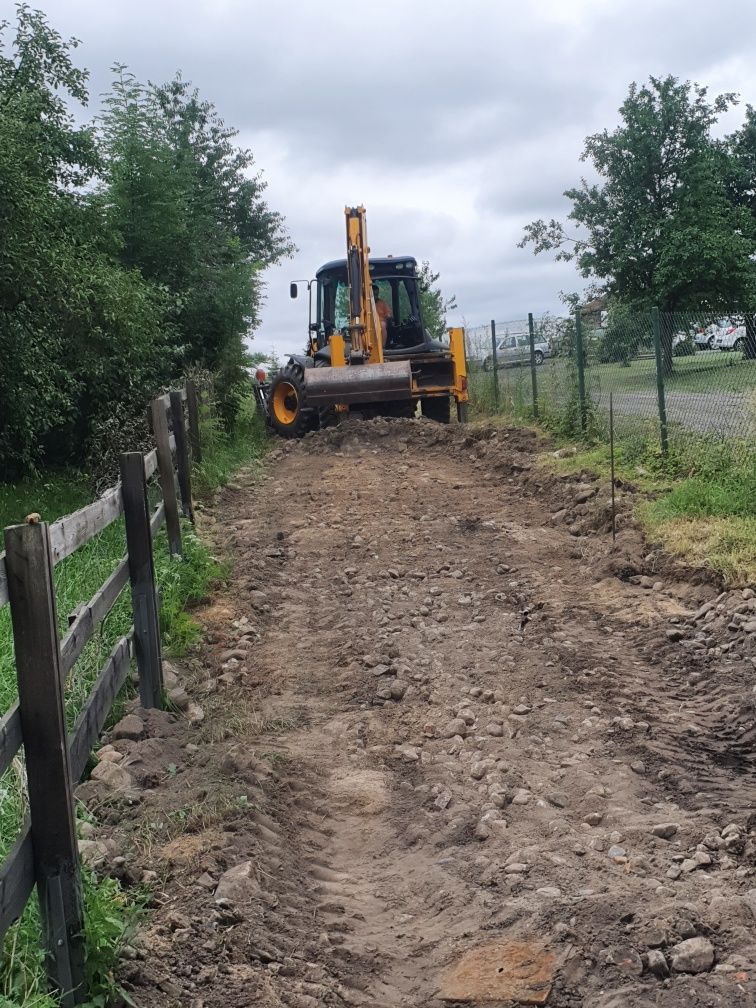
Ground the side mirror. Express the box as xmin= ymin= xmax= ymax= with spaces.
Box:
xmin=290 ymin=282 xmax=298 ymax=299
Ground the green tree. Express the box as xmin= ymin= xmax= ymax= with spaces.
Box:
xmin=520 ymin=77 xmax=756 ymax=323
xmin=417 ymin=260 xmax=457 ymax=339
xmin=0 ymin=6 xmax=98 ymax=473
xmin=97 ymin=72 xmax=295 ymax=426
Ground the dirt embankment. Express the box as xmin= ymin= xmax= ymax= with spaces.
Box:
xmin=80 ymin=418 xmax=756 ymax=1008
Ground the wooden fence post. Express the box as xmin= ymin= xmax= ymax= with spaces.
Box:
xmin=185 ymin=380 xmax=202 ymax=463
xmin=4 ymin=521 xmax=86 ymax=1006
xmin=150 ymin=396 xmax=182 ymax=556
xmin=120 ymin=453 xmax=164 ymax=709
xmin=170 ymin=391 xmax=195 ymax=524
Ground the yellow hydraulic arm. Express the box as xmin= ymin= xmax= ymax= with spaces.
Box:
xmin=344 ymin=206 xmax=384 ymax=365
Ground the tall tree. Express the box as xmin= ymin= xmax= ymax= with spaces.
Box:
xmin=519 ymin=76 xmax=756 ymax=314
xmin=97 ymin=72 xmax=295 ymax=424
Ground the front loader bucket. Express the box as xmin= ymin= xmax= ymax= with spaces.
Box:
xmin=304 ymin=360 xmax=413 ymax=406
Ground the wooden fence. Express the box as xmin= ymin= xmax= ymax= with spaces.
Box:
xmin=0 ymin=381 xmax=205 ymax=1006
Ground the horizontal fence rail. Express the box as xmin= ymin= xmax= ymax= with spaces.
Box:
xmin=0 ymin=380 xmax=205 ymax=1006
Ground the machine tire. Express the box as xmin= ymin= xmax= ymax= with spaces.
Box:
xmin=534 ymin=350 xmax=545 ymax=365
xmin=734 ymin=337 xmax=746 ymax=354
xmin=422 ymin=395 xmax=451 ymax=424
xmin=268 ymin=363 xmax=314 ymax=438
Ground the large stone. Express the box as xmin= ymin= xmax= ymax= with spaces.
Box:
xmin=442 ymin=718 xmax=468 ymax=738
xmin=215 ymin=861 xmax=262 ymax=904
xmin=606 ymin=946 xmax=643 ymax=977
xmin=111 ymin=714 xmax=144 ymax=741
xmin=651 ymin=822 xmax=679 ymax=840
xmin=90 ymin=760 xmax=136 ymax=792
xmin=668 ymin=937 xmax=715 ymax=974
xmin=168 ymin=686 xmax=190 ymax=711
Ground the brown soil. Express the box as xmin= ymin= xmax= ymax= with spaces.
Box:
xmin=93 ymin=417 xmax=756 ymax=1008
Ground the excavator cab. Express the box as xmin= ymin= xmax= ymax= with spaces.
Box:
xmin=267 ymin=207 xmax=468 ymax=437
xmin=313 ymin=257 xmax=445 ymax=360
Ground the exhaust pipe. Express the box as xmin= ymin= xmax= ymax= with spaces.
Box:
xmin=304 ymin=360 xmax=413 ymax=406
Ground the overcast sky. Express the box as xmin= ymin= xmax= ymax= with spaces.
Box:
xmin=34 ymin=0 xmax=756 ymax=358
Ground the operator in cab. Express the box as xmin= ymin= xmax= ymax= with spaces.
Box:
xmin=372 ymin=283 xmax=392 ymax=347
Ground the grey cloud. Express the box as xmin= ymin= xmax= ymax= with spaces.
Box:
xmin=33 ymin=0 xmax=756 ymax=359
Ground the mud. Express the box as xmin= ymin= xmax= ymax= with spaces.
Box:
xmin=89 ymin=417 xmax=756 ymax=1007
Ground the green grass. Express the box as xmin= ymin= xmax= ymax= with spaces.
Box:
xmin=0 ymin=395 xmax=266 ymax=1006
xmin=541 ymin=350 xmax=756 ymax=395
xmin=544 ymin=425 xmax=756 ymax=584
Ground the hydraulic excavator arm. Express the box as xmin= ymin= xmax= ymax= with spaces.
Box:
xmin=345 ymin=206 xmax=384 ymax=365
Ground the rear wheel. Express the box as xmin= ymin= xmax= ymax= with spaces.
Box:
xmin=422 ymin=395 xmax=451 ymax=424
xmin=268 ymin=364 xmax=313 ymax=438
xmin=734 ymin=337 xmax=746 ymax=353
xmin=534 ymin=350 xmax=544 ymax=365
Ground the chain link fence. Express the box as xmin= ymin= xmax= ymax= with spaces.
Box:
xmin=466 ymin=309 xmax=756 ymax=458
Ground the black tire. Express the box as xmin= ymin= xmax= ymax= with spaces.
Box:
xmin=268 ymin=363 xmax=314 ymax=438
xmin=482 ymin=356 xmax=492 ymax=372
xmin=707 ymin=335 xmax=715 ymax=349
xmin=734 ymin=337 xmax=746 ymax=354
xmin=534 ymin=350 xmax=544 ymax=365
xmin=422 ymin=396 xmax=451 ymax=424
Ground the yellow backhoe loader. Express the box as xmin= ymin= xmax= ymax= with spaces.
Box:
xmin=266 ymin=207 xmax=468 ymax=437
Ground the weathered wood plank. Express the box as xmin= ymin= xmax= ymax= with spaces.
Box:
xmin=144 ymin=449 xmax=158 ymax=480
xmin=0 ymin=823 xmax=34 ymax=943
xmin=150 ymin=501 xmax=166 ymax=537
xmin=0 ymin=555 xmax=7 ymax=608
xmin=4 ymin=521 xmax=85 ymax=1003
xmin=68 ymin=634 xmax=133 ymax=782
xmin=171 ymin=391 xmax=195 ymax=523
xmin=121 ymin=453 xmax=163 ymax=709
xmin=59 ymin=557 xmax=130 ymax=676
xmin=49 ymin=485 xmax=123 ymax=566
xmin=0 ymin=701 xmax=22 ymax=778
xmin=151 ymin=398 xmax=181 ymax=556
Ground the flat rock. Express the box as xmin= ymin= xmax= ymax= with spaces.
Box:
xmin=215 ymin=861 xmax=263 ymax=904
xmin=651 ymin=823 xmax=679 ymax=840
xmin=111 ymin=714 xmax=144 ymax=741
xmin=440 ymin=940 xmax=554 ymax=1004
xmin=668 ymin=937 xmax=715 ymax=974
xmin=607 ymin=945 xmax=643 ymax=977
xmin=90 ymin=760 xmax=136 ymax=792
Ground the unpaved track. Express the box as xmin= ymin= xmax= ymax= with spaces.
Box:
xmin=110 ymin=418 xmax=756 ymax=1008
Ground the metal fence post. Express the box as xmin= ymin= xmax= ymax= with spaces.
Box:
xmin=185 ymin=380 xmax=202 ymax=463
xmin=528 ymin=312 xmax=539 ymax=419
xmin=651 ymin=306 xmax=669 ymax=455
xmin=574 ymin=309 xmax=587 ymax=433
xmin=490 ymin=319 xmax=500 ymax=410
xmin=170 ymin=391 xmax=195 ymax=524
xmin=4 ymin=521 xmax=86 ymax=1006
xmin=120 ymin=452 xmax=164 ymax=709
xmin=150 ymin=396 xmax=182 ymax=556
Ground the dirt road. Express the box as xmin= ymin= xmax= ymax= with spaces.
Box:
xmin=98 ymin=418 xmax=756 ymax=1008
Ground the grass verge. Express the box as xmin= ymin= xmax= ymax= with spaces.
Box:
xmin=0 ymin=395 xmax=266 ymax=1006
xmin=542 ymin=426 xmax=756 ymax=584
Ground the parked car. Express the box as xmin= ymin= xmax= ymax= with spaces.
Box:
xmin=482 ymin=334 xmax=550 ymax=370
xmin=691 ymin=321 xmax=721 ymax=350
xmin=714 ymin=323 xmax=749 ymax=353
